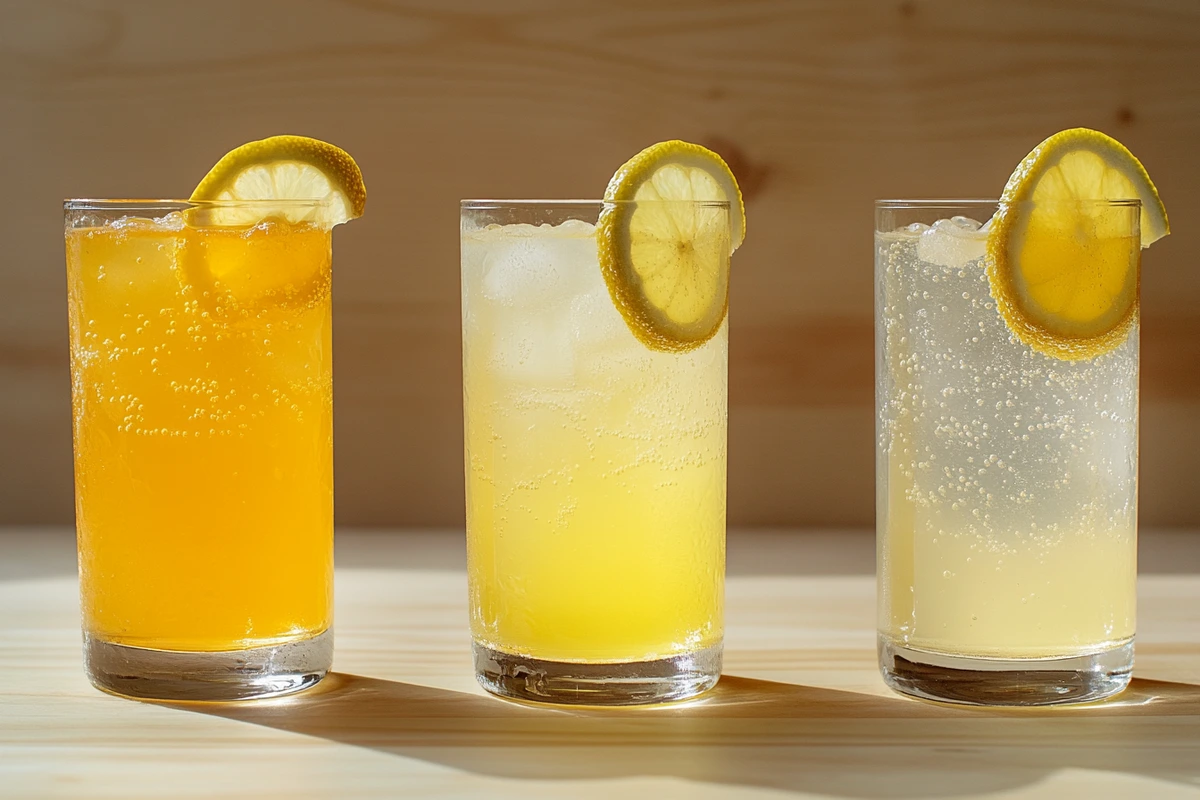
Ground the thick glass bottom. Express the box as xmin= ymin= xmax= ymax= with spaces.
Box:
xmin=84 ymin=628 xmax=332 ymax=702
xmin=879 ymin=634 xmax=1133 ymax=706
xmin=474 ymin=641 xmax=722 ymax=706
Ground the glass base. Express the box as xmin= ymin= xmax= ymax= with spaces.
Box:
xmin=84 ymin=628 xmax=332 ymax=702
xmin=879 ymin=634 xmax=1133 ymax=706
xmin=473 ymin=641 xmax=722 ymax=706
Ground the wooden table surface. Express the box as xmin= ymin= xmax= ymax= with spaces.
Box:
xmin=2 ymin=528 xmax=1198 ymax=799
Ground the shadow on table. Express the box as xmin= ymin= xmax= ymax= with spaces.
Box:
xmin=185 ymin=673 xmax=1200 ymax=797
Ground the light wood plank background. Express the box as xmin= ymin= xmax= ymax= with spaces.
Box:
xmin=2 ymin=0 xmax=1199 ymax=526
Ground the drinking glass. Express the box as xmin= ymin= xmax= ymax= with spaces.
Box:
xmin=461 ymin=200 xmax=728 ymax=705
xmin=875 ymin=199 xmax=1139 ymax=705
xmin=65 ymin=199 xmax=335 ymax=700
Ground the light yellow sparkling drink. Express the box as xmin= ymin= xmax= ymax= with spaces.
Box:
xmin=464 ymin=141 xmax=743 ymax=706
xmin=462 ymin=217 xmax=726 ymax=655
xmin=876 ymin=210 xmax=1138 ymax=660
xmin=462 ymin=200 xmax=731 ymax=704
xmin=876 ymin=128 xmax=1170 ymax=706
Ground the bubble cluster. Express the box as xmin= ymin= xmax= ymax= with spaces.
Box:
xmin=878 ymin=225 xmax=1136 ymax=540
xmin=67 ymin=218 xmax=332 ymax=442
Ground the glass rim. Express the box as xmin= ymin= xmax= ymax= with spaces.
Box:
xmin=64 ymin=198 xmax=333 ymax=211
xmin=875 ymin=198 xmax=1142 ymax=209
xmin=460 ymin=198 xmax=731 ymax=209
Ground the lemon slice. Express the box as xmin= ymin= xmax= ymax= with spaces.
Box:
xmin=184 ymin=135 xmax=363 ymax=314
xmin=597 ymin=140 xmax=746 ymax=352
xmin=987 ymin=128 xmax=1169 ymax=360
xmin=190 ymin=135 xmax=366 ymax=226
xmin=181 ymin=224 xmax=332 ymax=316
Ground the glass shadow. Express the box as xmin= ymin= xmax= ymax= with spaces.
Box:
xmin=179 ymin=673 xmax=1200 ymax=797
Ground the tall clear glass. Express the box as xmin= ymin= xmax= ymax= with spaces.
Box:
xmin=461 ymin=200 xmax=728 ymax=705
xmin=875 ymin=199 xmax=1139 ymax=705
xmin=65 ymin=199 xmax=335 ymax=701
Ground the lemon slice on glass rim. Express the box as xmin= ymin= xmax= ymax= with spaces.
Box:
xmin=183 ymin=135 xmax=366 ymax=313
xmin=597 ymin=140 xmax=746 ymax=352
xmin=190 ymin=134 xmax=366 ymax=226
xmin=986 ymin=128 xmax=1168 ymax=360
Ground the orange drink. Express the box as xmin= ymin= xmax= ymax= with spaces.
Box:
xmin=66 ymin=203 xmax=335 ymax=699
xmin=66 ymin=134 xmax=366 ymax=701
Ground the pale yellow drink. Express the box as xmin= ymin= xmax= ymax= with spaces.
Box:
xmin=877 ymin=215 xmax=1137 ymax=661
xmin=461 ymin=217 xmax=726 ymax=665
xmin=877 ymin=130 xmax=1168 ymax=706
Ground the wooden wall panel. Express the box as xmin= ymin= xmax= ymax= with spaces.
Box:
xmin=2 ymin=0 xmax=1198 ymax=525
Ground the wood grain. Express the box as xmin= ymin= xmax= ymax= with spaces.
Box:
xmin=2 ymin=0 xmax=1199 ymax=525
xmin=1 ymin=528 xmax=1198 ymax=799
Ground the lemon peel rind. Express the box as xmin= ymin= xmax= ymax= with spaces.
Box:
xmin=597 ymin=140 xmax=743 ymax=353
xmin=189 ymin=135 xmax=367 ymax=223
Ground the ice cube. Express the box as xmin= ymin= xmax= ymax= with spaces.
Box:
xmin=490 ymin=314 xmax=576 ymax=384
xmin=570 ymin=285 xmax=627 ymax=348
xmin=109 ymin=212 xmax=186 ymax=233
xmin=480 ymin=222 xmax=598 ymax=310
xmin=480 ymin=235 xmax=566 ymax=308
xmin=556 ymin=219 xmax=597 ymax=236
xmin=949 ymin=215 xmax=983 ymax=231
xmin=917 ymin=218 xmax=987 ymax=268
